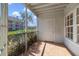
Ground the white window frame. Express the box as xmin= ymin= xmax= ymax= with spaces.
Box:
xmin=64 ymin=6 xmax=79 ymax=43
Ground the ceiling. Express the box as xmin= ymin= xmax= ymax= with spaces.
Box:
xmin=26 ymin=3 xmax=68 ymax=16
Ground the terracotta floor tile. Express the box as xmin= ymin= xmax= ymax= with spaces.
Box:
xmin=26 ymin=41 xmax=72 ymax=56
xmin=26 ymin=41 xmax=45 ymax=56
xmin=43 ymin=43 xmax=72 ymax=56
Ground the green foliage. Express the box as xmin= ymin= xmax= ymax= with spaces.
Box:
xmin=8 ymin=34 xmax=25 ymax=56
xmin=8 ymin=29 xmax=25 ymax=36
xmin=27 ymin=32 xmax=37 ymax=49
xmin=8 ymin=29 xmax=37 ymax=35
xmin=8 ymin=43 xmax=25 ymax=56
xmin=8 ymin=29 xmax=37 ymax=56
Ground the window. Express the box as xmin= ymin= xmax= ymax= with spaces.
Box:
xmin=77 ymin=8 xmax=79 ymax=42
xmin=65 ymin=13 xmax=73 ymax=40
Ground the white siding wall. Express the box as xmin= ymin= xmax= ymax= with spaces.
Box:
xmin=64 ymin=38 xmax=79 ymax=55
xmin=55 ymin=12 xmax=64 ymax=43
xmin=38 ymin=11 xmax=64 ymax=43
xmin=38 ymin=16 xmax=55 ymax=42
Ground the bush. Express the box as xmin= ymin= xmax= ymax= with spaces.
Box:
xmin=7 ymin=31 xmax=37 ymax=55
xmin=8 ymin=34 xmax=26 ymax=56
xmin=27 ymin=32 xmax=37 ymax=49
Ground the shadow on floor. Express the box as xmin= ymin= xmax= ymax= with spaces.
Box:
xmin=44 ymin=41 xmax=65 ymax=47
xmin=25 ymin=41 xmax=43 ymax=56
xmin=24 ymin=41 xmax=73 ymax=56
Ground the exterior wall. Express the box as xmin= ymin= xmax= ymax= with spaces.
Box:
xmin=64 ymin=38 xmax=79 ymax=55
xmin=55 ymin=12 xmax=64 ymax=43
xmin=38 ymin=16 xmax=55 ymax=42
xmin=38 ymin=10 xmax=64 ymax=43
xmin=64 ymin=3 xmax=79 ymax=15
xmin=64 ymin=3 xmax=79 ymax=55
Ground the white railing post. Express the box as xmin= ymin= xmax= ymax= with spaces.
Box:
xmin=24 ymin=4 xmax=28 ymax=52
xmin=0 ymin=3 xmax=8 ymax=56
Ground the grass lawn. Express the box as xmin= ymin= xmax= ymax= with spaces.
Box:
xmin=8 ymin=29 xmax=37 ymax=36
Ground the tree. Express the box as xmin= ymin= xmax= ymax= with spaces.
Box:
xmin=20 ymin=11 xmax=33 ymax=25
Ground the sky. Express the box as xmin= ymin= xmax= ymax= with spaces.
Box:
xmin=8 ymin=3 xmax=37 ymax=27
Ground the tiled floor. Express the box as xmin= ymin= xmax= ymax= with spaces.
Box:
xmin=26 ymin=41 xmax=45 ymax=56
xmin=26 ymin=41 xmax=72 ymax=56
xmin=43 ymin=42 xmax=72 ymax=56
